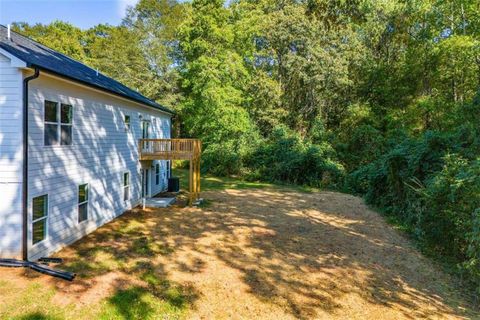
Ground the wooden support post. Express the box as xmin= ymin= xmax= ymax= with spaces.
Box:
xmin=197 ymin=158 xmax=200 ymax=196
xmin=194 ymin=157 xmax=199 ymax=201
xmin=193 ymin=157 xmax=197 ymax=205
xmin=197 ymin=157 xmax=200 ymax=199
xmin=189 ymin=158 xmax=193 ymax=206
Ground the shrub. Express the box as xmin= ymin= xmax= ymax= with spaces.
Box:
xmin=347 ymin=128 xmax=480 ymax=291
xmin=420 ymin=156 xmax=480 ymax=291
xmin=337 ymin=124 xmax=386 ymax=171
xmin=245 ymin=126 xmax=345 ymax=188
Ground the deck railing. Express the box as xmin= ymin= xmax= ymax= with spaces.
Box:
xmin=139 ymin=139 xmax=202 ymax=161
xmin=138 ymin=138 xmax=202 ymax=205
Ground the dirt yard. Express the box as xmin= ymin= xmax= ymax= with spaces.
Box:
xmin=0 ymin=188 xmax=477 ymax=319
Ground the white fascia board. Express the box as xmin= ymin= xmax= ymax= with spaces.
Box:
xmin=0 ymin=48 xmax=27 ymax=68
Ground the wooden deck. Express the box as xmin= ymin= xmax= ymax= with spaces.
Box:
xmin=139 ymin=139 xmax=201 ymax=204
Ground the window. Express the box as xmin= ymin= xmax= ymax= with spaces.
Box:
xmin=61 ymin=103 xmax=73 ymax=145
xmin=78 ymin=184 xmax=89 ymax=223
xmin=166 ymin=160 xmax=171 ymax=179
xmin=155 ymin=163 xmax=160 ymax=185
xmin=32 ymin=195 xmax=48 ymax=245
xmin=123 ymin=172 xmax=130 ymax=201
xmin=44 ymin=100 xmax=73 ymax=146
xmin=44 ymin=101 xmax=58 ymax=145
xmin=124 ymin=115 xmax=131 ymax=130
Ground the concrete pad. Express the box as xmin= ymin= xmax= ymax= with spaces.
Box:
xmin=144 ymin=197 xmax=176 ymax=208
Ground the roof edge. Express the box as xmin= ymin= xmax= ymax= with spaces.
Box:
xmin=0 ymin=47 xmax=27 ymax=68
xmin=28 ymin=63 xmax=175 ymax=116
xmin=28 ymin=64 xmax=175 ymax=116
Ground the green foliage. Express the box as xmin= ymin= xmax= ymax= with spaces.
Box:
xmin=421 ymin=156 xmax=480 ymax=289
xmin=246 ymin=126 xmax=345 ymax=188
xmin=84 ymin=24 xmax=167 ymax=102
xmin=13 ymin=21 xmax=87 ymax=61
xmin=347 ymin=128 xmax=480 ymax=291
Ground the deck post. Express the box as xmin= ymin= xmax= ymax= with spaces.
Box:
xmin=189 ymin=157 xmax=193 ymax=205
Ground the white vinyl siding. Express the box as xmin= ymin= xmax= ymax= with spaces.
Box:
xmin=0 ymin=52 xmax=24 ymax=258
xmin=26 ymin=73 xmax=171 ymax=260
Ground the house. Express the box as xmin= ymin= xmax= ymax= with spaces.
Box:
xmin=0 ymin=25 xmax=175 ymax=261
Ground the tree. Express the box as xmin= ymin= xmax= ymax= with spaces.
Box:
xmin=12 ymin=21 xmax=87 ymax=61
xmin=178 ymin=0 xmax=256 ymax=173
xmin=123 ymin=0 xmax=186 ymax=108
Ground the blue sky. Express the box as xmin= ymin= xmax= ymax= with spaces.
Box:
xmin=0 ymin=0 xmax=139 ymax=29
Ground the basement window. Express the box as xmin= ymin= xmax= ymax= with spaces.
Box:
xmin=32 ymin=195 xmax=48 ymax=245
xmin=44 ymin=100 xmax=73 ymax=146
xmin=166 ymin=160 xmax=171 ymax=178
xmin=156 ymin=163 xmax=160 ymax=185
xmin=78 ymin=184 xmax=89 ymax=223
xmin=123 ymin=172 xmax=130 ymax=201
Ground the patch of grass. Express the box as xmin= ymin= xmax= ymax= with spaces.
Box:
xmin=118 ymin=220 xmax=148 ymax=235
xmin=132 ymin=237 xmax=155 ymax=256
xmin=0 ymin=282 xmax=69 ymax=320
xmin=62 ymin=248 xmax=127 ymax=278
xmin=141 ymin=270 xmax=162 ymax=287
xmin=14 ymin=313 xmax=63 ymax=320
xmin=173 ymin=168 xmax=317 ymax=193
xmin=100 ymin=287 xmax=155 ymax=320
xmin=173 ymin=168 xmax=272 ymax=191
xmin=100 ymin=285 xmax=189 ymax=320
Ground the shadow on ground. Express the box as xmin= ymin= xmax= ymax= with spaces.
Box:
xmin=21 ymin=188 xmax=475 ymax=319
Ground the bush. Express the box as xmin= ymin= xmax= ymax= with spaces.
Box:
xmin=347 ymin=128 xmax=480 ymax=292
xmin=245 ymin=126 xmax=345 ymax=188
xmin=202 ymin=142 xmax=244 ymax=176
xmin=421 ymin=155 xmax=480 ymax=291
xmin=336 ymin=124 xmax=386 ymax=171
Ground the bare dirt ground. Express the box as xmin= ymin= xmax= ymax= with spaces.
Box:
xmin=1 ymin=188 xmax=477 ymax=319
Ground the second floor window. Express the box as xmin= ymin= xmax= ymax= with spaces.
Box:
xmin=124 ymin=115 xmax=131 ymax=130
xmin=44 ymin=100 xmax=73 ymax=146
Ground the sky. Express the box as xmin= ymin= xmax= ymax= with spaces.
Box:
xmin=0 ymin=0 xmax=139 ymax=29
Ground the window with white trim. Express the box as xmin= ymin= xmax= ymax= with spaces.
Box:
xmin=123 ymin=172 xmax=130 ymax=201
xmin=124 ymin=115 xmax=131 ymax=130
xmin=155 ymin=163 xmax=160 ymax=185
xmin=44 ymin=100 xmax=73 ymax=146
xmin=32 ymin=195 xmax=48 ymax=245
xmin=78 ymin=184 xmax=89 ymax=223
xmin=166 ymin=160 xmax=171 ymax=178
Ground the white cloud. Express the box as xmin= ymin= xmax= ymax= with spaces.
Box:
xmin=117 ymin=0 xmax=138 ymax=17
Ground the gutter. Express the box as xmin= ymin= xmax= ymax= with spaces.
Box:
xmin=22 ymin=67 xmax=39 ymax=260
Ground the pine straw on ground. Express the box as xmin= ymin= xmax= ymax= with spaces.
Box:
xmin=0 ymin=189 xmax=477 ymax=319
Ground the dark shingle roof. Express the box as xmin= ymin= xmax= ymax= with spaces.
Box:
xmin=0 ymin=25 xmax=174 ymax=115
